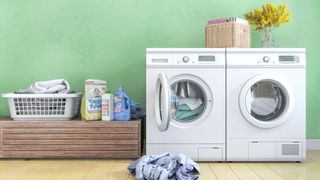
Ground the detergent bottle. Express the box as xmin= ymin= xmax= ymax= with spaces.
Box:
xmin=113 ymin=86 xmax=131 ymax=121
xmin=101 ymin=90 xmax=114 ymax=121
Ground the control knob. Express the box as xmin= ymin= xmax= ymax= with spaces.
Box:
xmin=263 ymin=56 xmax=270 ymax=63
xmin=182 ymin=56 xmax=190 ymax=63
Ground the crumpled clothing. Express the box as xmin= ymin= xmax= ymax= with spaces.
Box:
xmin=128 ymin=152 xmax=200 ymax=180
xmin=16 ymin=79 xmax=70 ymax=94
xmin=176 ymin=104 xmax=205 ymax=121
xmin=176 ymin=165 xmax=199 ymax=180
xmin=131 ymin=101 xmax=146 ymax=119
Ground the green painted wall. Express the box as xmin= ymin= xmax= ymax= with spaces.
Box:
xmin=0 ymin=0 xmax=319 ymax=138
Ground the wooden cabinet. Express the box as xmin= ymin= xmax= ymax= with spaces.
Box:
xmin=0 ymin=118 xmax=141 ymax=159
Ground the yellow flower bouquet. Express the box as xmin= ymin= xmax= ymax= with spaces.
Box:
xmin=244 ymin=3 xmax=291 ymax=47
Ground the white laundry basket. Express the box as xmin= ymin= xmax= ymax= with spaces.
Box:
xmin=2 ymin=93 xmax=83 ymax=120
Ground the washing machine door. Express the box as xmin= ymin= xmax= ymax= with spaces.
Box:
xmin=239 ymin=74 xmax=294 ymax=128
xmin=154 ymin=73 xmax=171 ymax=131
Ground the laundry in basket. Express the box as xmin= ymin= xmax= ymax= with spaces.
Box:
xmin=16 ymin=79 xmax=70 ymax=94
xmin=2 ymin=79 xmax=82 ymax=120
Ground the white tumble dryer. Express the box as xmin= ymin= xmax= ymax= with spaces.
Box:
xmin=226 ymin=48 xmax=306 ymax=161
xmin=146 ymin=48 xmax=226 ymax=161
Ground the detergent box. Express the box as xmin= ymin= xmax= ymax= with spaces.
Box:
xmin=81 ymin=79 xmax=107 ymax=121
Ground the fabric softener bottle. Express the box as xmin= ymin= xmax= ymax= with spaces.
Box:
xmin=113 ymin=86 xmax=131 ymax=121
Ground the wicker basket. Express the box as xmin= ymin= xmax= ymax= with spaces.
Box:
xmin=205 ymin=22 xmax=251 ymax=48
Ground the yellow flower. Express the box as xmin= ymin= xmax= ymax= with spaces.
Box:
xmin=244 ymin=3 xmax=291 ymax=31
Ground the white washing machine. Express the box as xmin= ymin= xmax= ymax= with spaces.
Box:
xmin=226 ymin=48 xmax=306 ymax=161
xmin=146 ymin=48 xmax=226 ymax=161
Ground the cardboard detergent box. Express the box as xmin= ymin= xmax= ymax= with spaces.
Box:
xmin=81 ymin=79 xmax=107 ymax=121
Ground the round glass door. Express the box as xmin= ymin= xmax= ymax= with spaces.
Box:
xmin=169 ymin=74 xmax=213 ymax=128
xmin=239 ymin=74 xmax=294 ymax=129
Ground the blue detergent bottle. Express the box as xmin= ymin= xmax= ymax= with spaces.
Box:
xmin=113 ymin=86 xmax=131 ymax=121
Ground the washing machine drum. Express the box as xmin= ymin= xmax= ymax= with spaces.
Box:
xmin=249 ymin=81 xmax=286 ymax=121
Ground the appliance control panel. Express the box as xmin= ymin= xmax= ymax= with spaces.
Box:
xmin=173 ymin=53 xmax=223 ymax=65
xmin=146 ymin=49 xmax=225 ymax=67
xmin=257 ymin=55 xmax=301 ymax=64
xmin=226 ymin=49 xmax=306 ymax=67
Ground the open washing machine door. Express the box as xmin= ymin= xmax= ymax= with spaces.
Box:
xmin=154 ymin=73 xmax=171 ymax=131
xmin=154 ymin=73 xmax=214 ymax=131
xmin=239 ymin=74 xmax=294 ymax=129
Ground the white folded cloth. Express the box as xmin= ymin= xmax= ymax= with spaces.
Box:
xmin=178 ymin=97 xmax=203 ymax=110
xmin=17 ymin=79 xmax=70 ymax=94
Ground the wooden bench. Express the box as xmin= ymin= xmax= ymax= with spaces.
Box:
xmin=0 ymin=118 xmax=141 ymax=159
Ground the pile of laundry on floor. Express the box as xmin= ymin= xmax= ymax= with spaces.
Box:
xmin=128 ymin=153 xmax=200 ymax=180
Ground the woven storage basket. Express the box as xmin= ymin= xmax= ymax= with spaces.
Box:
xmin=205 ymin=22 xmax=251 ymax=48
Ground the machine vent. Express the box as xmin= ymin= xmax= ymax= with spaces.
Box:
xmin=282 ymin=144 xmax=300 ymax=155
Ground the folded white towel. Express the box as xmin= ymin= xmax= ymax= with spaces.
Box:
xmin=17 ymin=79 xmax=70 ymax=94
xmin=178 ymin=97 xmax=203 ymax=111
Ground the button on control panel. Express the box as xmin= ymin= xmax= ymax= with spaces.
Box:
xmin=182 ymin=56 xmax=190 ymax=63
xmin=262 ymin=56 xmax=270 ymax=63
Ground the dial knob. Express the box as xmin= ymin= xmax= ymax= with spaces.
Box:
xmin=263 ymin=56 xmax=270 ymax=63
xmin=182 ymin=56 xmax=190 ymax=63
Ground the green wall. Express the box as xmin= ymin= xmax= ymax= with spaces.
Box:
xmin=0 ymin=0 xmax=319 ymax=138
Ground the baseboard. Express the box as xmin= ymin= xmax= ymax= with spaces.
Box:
xmin=307 ymin=139 xmax=320 ymax=150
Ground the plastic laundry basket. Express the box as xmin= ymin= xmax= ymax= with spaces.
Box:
xmin=2 ymin=93 xmax=82 ymax=120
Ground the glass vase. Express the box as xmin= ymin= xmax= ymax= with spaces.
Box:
xmin=261 ymin=27 xmax=274 ymax=48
